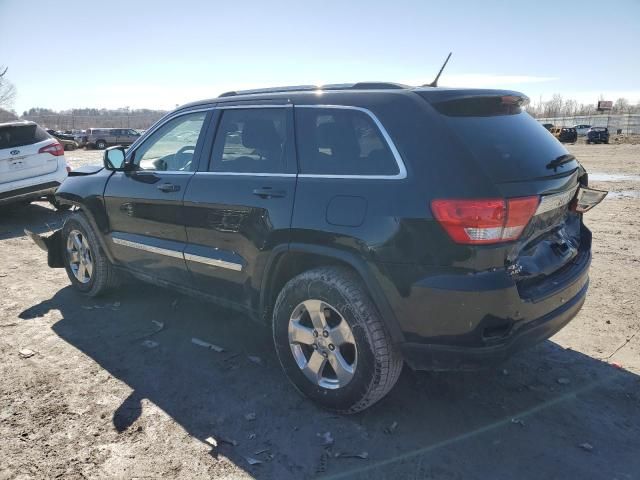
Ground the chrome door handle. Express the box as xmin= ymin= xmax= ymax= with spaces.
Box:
xmin=157 ymin=183 xmax=180 ymax=193
xmin=252 ymin=187 xmax=285 ymax=199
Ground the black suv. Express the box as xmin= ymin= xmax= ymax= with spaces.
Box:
xmin=586 ymin=127 xmax=610 ymax=144
xmin=29 ymin=84 xmax=605 ymax=413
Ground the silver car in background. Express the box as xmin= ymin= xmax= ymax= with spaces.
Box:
xmin=574 ymin=124 xmax=592 ymax=136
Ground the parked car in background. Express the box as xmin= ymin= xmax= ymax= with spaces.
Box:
xmin=0 ymin=121 xmax=69 ymax=209
xmin=574 ymin=124 xmax=591 ymax=136
xmin=28 ymin=84 xmax=605 ymax=413
xmin=46 ymin=129 xmax=79 ymax=151
xmin=551 ymin=126 xmax=577 ymax=143
xmin=586 ymin=127 xmax=609 ymax=144
xmin=85 ymin=128 xmax=141 ymax=149
xmin=542 ymin=123 xmax=554 ymax=131
xmin=68 ymin=130 xmax=88 ymax=147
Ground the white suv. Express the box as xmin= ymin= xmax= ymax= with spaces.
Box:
xmin=0 ymin=121 xmax=69 ymax=208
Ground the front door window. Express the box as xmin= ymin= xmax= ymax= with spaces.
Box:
xmin=133 ymin=112 xmax=207 ymax=172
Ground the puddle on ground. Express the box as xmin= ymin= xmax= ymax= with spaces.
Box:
xmin=589 ymin=173 xmax=640 ymax=182
xmin=605 ymin=190 xmax=640 ymax=200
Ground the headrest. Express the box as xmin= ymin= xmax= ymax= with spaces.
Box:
xmin=316 ymin=121 xmax=359 ymax=158
xmin=242 ymin=119 xmax=281 ymax=152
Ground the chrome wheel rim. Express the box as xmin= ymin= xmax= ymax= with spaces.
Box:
xmin=288 ymin=299 xmax=357 ymax=389
xmin=67 ymin=229 xmax=93 ymax=284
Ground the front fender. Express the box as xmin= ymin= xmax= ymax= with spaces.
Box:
xmin=55 ymin=169 xmax=115 ymax=263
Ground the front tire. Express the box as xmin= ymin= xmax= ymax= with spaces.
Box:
xmin=62 ymin=213 xmax=119 ymax=296
xmin=272 ymin=266 xmax=403 ymax=413
xmin=95 ymin=140 xmax=107 ymax=149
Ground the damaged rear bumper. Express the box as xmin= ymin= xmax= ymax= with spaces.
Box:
xmin=25 ymin=229 xmax=65 ymax=268
xmin=400 ymin=279 xmax=587 ymax=370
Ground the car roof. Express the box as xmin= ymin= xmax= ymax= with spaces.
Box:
xmin=0 ymin=120 xmax=37 ymax=128
xmin=176 ymin=84 xmax=528 ymax=110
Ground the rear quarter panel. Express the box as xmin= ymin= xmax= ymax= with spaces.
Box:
xmin=290 ymin=92 xmax=504 ymax=269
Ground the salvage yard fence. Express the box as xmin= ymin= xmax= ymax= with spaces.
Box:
xmin=535 ymin=113 xmax=640 ymax=135
xmin=21 ymin=112 xmax=167 ymax=131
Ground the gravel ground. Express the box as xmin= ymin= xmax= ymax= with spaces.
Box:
xmin=0 ymin=144 xmax=639 ymax=480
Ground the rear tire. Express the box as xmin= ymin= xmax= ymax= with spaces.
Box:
xmin=62 ymin=212 xmax=119 ymax=296
xmin=272 ymin=266 xmax=403 ymax=414
xmin=95 ymin=140 xmax=107 ymax=149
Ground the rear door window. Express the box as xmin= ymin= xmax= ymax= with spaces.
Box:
xmin=295 ymin=107 xmax=399 ymax=176
xmin=0 ymin=124 xmax=50 ymax=149
xmin=210 ymin=108 xmax=288 ymax=174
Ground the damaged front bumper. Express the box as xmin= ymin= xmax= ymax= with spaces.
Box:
xmin=25 ymin=228 xmax=65 ymax=268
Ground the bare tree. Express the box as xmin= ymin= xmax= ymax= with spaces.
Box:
xmin=0 ymin=66 xmax=17 ymax=109
xmin=563 ymin=99 xmax=578 ymax=117
xmin=544 ymin=93 xmax=563 ymax=118
xmin=613 ymin=97 xmax=630 ymax=113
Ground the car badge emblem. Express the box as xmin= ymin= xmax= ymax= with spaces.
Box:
xmin=10 ymin=149 xmax=20 ymax=155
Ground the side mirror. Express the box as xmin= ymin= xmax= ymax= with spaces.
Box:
xmin=104 ymin=146 xmax=127 ymax=170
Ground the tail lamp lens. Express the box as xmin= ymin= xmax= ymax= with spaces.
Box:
xmin=431 ymin=196 xmax=539 ymax=244
xmin=38 ymin=142 xmax=65 ymax=157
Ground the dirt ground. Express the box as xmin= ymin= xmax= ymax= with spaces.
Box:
xmin=1 ymin=144 xmax=639 ymax=480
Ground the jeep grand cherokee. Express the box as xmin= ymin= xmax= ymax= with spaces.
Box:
xmin=28 ymin=83 xmax=606 ymax=413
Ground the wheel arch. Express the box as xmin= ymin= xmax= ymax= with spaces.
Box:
xmin=260 ymin=243 xmax=405 ymax=344
xmin=58 ymin=200 xmax=116 ymax=263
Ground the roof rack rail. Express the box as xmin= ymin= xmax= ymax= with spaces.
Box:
xmin=219 ymin=82 xmax=409 ymax=98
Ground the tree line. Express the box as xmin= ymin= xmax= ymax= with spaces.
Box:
xmin=525 ymin=95 xmax=640 ymax=118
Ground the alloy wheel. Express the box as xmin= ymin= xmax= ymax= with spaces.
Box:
xmin=288 ymin=299 xmax=357 ymax=389
xmin=67 ymin=229 xmax=93 ymax=284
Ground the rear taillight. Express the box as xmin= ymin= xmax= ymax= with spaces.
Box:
xmin=38 ymin=142 xmax=64 ymax=157
xmin=431 ymin=196 xmax=539 ymax=244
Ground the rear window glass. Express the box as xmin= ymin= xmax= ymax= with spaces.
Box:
xmin=0 ymin=124 xmax=50 ymax=149
xmin=424 ymin=95 xmax=578 ymax=182
xmin=295 ymin=107 xmax=399 ymax=176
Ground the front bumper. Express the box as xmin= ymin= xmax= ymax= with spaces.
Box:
xmin=25 ymin=228 xmax=65 ymax=268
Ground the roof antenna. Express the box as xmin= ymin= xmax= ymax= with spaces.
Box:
xmin=424 ymin=52 xmax=452 ymax=87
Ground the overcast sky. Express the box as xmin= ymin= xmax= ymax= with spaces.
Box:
xmin=1 ymin=0 xmax=639 ymax=113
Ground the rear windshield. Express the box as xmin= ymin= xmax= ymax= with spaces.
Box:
xmin=423 ymin=95 xmax=578 ymax=182
xmin=0 ymin=124 xmax=50 ymax=149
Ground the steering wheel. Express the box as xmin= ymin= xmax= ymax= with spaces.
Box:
xmin=173 ymin=145 xmax=196 ymax=171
